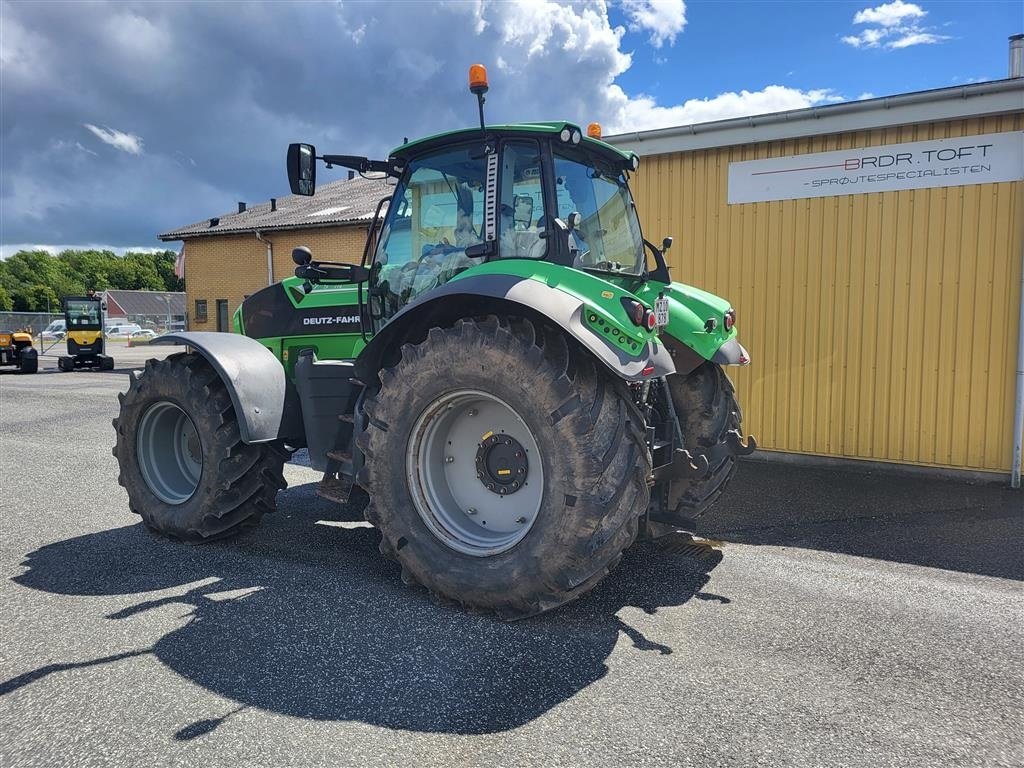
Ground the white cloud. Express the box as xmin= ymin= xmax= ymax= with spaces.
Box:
xmin=842 ymin=1 xmax=947 ymax=50
xmin=605 ymin=85 xmax=842 ymax=133
xmin=621 ymin=0 xmax=687 ymax=48
xmin=853 ymin=0 xmax=926 ymax=27
xmin=842 ymin=28 xmax=886 ymax=48
xmin=887 ymin=31 xmax=946 ymax=48
xmin=856 ymin=92 xmax=876 ymax=100
xmin=83 ymin=124 xmax=144 ymax=154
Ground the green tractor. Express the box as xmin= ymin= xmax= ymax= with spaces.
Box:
xmin=113 ymin=66 xmax=755 ymax=618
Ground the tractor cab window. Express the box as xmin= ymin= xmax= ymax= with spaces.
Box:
xmin=371 ymin=145 xmax=486 ymax=322
xmin=498 ymin=140 xmax=547 ymax=259
xmin=553 ymin=151 xmax=645 ymax=276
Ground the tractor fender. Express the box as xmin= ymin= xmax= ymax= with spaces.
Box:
xmin=355 ymin=274 xmax=675 ymax=383
xmin=151 ymin=332 xmax=303 ymax=444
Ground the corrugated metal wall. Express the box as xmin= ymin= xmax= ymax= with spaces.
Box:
xmin=631 ymin=114 xmax=1023 ymax=472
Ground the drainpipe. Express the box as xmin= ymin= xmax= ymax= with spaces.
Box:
xmin=255 ymin=231 xmax=274 ymax=286
xmin=1012 ymin=226 xmax=1024 ymax=489
xmin=1011 ymin=34 xmax=1024 ymax=489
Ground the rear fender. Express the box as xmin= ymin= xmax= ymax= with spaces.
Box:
xmin=354 ymin=273 xmax=675 ymax=383
xmin=151 ymin=332 xmax=303 ymax=444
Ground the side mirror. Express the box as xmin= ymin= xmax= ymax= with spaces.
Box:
xmin=287 ymin=143 xmax=317 ymax=196
xmin=292 ymin=246 xmax=313 ymax=265
xmin=661 ymin=236 xmax=673 ymax=253
xmin=566 ymin=211 xmax=582 ymax=232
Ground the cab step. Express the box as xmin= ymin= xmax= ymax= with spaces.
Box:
xmin=317 ymin=475 xmax=354 ymax=505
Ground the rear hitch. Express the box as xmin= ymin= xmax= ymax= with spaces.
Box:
xmin=652 ymin=448 xmax=710 ymax=482
xmin=651 ymin=429 xmax=757 ymax=483
xmin=725 ymin=429 xmax=757 ymax=456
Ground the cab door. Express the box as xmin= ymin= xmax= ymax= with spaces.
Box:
xmin=366 ymin=143 xmax=488 ymax=331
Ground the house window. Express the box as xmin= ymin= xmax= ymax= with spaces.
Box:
xmin=195 ymin=299 xmax=208 ymax=322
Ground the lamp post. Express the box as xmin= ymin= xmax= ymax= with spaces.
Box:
xmin=161 ymin=295 xmax=172 ymax=333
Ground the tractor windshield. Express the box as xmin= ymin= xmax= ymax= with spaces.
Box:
xmin=554 ymin=150 xmax=645 ymax=276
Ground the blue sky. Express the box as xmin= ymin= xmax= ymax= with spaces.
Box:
xmin=1 ymin=0 xmax=1020 ymax=255
xmin=610 ymin=1 xmax=1019 ymax=103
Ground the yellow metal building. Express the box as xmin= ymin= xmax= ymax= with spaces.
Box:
xmin=609 ymin=78 xmax=1024 ymax=479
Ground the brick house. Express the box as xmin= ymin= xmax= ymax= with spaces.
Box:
xmin=160 ymin=175 xmax=390 ymax=331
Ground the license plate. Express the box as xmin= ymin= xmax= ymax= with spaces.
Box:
xmin=654 ymin=296 xmax=669 ymax=328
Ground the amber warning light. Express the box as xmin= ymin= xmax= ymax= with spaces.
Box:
xmin=469 ymin=64 xmax=489 ymax=94
xmin=587 ymin=123 xmax=602 ymax=139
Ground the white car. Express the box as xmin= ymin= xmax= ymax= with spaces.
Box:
xmin=106 ymin=323 xmax=143 ymax=338
xmin=129 ymin=329 xmax=159 ymax=340
xmin=41 ymin=320 xmax=66 ymax=340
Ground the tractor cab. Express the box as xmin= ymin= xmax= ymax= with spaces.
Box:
xmin=364 ymin=124 xmax=649 ymax=325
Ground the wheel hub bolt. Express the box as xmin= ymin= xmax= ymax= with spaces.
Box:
xmin=515 ymin=516 xmax=527 ymax=524
xmin=466 ymin=508 xmax=477 ymax=515
xmin=468 ymin=409 xmax=478 ymax=417
xmin=445 ymin=456 xmax=454 ymax=464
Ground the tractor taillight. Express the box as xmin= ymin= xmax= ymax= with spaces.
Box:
xmin=724 ymin=308 xmax=736 ymax=331
xmin=645 ymin=310 xmax=657 ymax=331
xmin=622 ymin=299 xmax=645 ymax=327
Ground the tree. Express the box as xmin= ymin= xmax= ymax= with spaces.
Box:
xmin=0 ymin=285 xmax=12 ymax=312
xmin=153 ymin=250 xmax=184 ymax=292
xmin=0 ymin=248 xmax=182 ymax=311
xmin=19 ymin=284 xmax=60 ymax=313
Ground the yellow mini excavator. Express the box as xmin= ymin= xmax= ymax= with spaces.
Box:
xmin=58 ymin=294 xmax=114 ymax=371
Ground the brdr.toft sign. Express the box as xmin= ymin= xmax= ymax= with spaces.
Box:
xmin=727 ymin=130 xmax=1024 ymax=204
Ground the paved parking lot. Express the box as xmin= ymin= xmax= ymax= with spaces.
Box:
xmin=1 ymin=357 xmax=1022 ymax=767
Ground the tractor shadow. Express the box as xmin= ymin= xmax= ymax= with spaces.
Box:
xmin=11 ymin=482 xmax=724 ymax=735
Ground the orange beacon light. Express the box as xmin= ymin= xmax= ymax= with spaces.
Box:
xmin=469 ymin=64 xmax=489 ymax=95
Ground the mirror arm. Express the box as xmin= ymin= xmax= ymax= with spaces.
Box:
xmin=295 ymin=261 xmax=371 ymax=285
xmin=320 ymin=154 xmax=397 ymax=177
xmin=644 ymin=239 xmax=672 ymax=283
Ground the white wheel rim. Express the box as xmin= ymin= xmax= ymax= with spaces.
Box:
xmin=406 ymin=390 xmax=543 ymax=557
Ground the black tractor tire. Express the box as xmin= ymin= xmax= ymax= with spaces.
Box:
xmin=17 ymin=349 xmax=38 ymax=374
xmin=112 ymin=353 xmax=288 ymax=541
xmin=664 ymin=362 xmax=742 ymax=518
xmin=356 ymin=316 xmax=651 ymax=619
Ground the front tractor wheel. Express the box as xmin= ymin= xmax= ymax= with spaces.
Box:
xmin=112 ymin=353 xmax=288 ymax=541
xmin=357 ymin=317 xmax=651 ymax=619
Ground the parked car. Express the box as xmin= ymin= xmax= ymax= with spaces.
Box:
xmin=129 ymin=329 xmax=158 ymax=340
xmin=41 ymin=319 xmax=66 ymax=340
xmin=106 ymin=323 xmax=143 ymax=338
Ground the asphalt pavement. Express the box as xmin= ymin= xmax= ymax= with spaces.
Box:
xmin=1 ymin=356 xmax=1021 ymax=767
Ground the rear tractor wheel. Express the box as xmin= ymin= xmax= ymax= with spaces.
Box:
xmin=112 ymin=353 xmax=288 ymax=541
xmin=357 ymin=316 xmax=651 ymax=619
